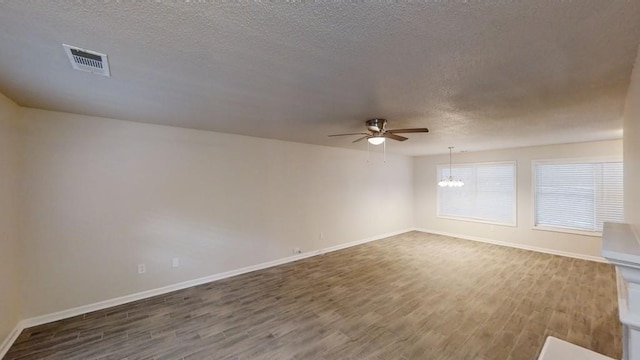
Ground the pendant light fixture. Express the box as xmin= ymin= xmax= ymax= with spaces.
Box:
xmin=438 ymin=146 xmax=464 ymax=187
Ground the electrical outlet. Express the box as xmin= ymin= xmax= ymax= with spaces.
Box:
xmin=137 ymin=264 xmax=146 ymax=274
xmin=319 ymin=231 xmax=324 ymax=240
xmin=292 ymin=247 xmax=302 ymax=254
xmin=172 ymin=257 xmax=179 ymax=268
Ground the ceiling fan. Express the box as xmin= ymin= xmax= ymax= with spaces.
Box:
xmin=328 ymin=118 xmax=429 ymax=145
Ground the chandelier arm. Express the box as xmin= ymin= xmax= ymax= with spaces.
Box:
xmin=449 ymin=147 xmax=452 ymax=176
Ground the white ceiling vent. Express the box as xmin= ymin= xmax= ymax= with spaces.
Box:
xmin=63 ymin=44 xmax=110 ymax=76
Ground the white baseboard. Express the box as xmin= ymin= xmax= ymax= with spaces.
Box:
xmin=0 ymin=323 xmax=23 ymax=359
xmin=11 ymin=227 xmax=412 ymax=340
xmin=413 ymin=228 xmax=609 ymax=263
xmin=315 ymin=229 xmax=409 ymax=255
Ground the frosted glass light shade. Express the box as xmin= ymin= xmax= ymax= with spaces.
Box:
xmin=367 ymin=136 xmax=385 ymax=145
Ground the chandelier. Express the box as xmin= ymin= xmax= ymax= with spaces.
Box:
xmin=438 ymin=146 xmax=464 ymax=187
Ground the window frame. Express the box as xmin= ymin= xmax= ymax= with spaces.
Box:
xmin=436 ymin=160 xmax=518 ymax=227
xmin=531 ymin=156 xmax=623 ymax=237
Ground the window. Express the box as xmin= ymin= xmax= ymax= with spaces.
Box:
xmin=533 ymin=160 xmax=623 ymax=234
xmin=437 ymin=162 xmax=516 ymax=226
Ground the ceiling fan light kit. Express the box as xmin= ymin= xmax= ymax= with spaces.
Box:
xmin=439 ymin=146 xmax=464 ymax=188
xmin=367 ymin=136 xmax=385 ymax=145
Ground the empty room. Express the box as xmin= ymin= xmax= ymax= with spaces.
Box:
xmin=2 ymin=2 xmax=640 ymax=360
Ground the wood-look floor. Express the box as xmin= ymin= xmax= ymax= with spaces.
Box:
xmin=5 ymin=231 xmax=621 ymax=360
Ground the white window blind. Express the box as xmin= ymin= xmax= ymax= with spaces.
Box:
xmin=437 ymin=162 xmax=516 ymax=226
xmin=533 ymin=161 xmax=623 ymax=233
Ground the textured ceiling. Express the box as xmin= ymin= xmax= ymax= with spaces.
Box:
xmin=0 ymin=2 xmax=639 ymax=156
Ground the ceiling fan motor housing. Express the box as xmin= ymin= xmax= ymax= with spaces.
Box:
xmin=366 ymin=118 xmax=387 ymax=133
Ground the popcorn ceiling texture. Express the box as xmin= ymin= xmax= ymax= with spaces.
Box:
xmin=0 ymin=1 xmax=638 ymax=155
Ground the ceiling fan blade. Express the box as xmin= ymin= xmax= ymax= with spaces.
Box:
xmin=352 ymin=136 xmax=369 ymax=143
xmin=386 ymin=128 xmax=429 ymax=134
xmin=328 ymin=132 xmax=369 ymax=137
xmin=385 ymin=133 xmax=408 ymax=141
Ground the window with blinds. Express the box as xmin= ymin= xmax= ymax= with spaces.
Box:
xmin=437 ymin=162 xmax=516 ymax=226
xmin=533 ymin=160 xmax=623 ymax=234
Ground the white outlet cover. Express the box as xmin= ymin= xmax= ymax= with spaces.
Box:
xmin=137 ymin=264 xmax=146 ymax=274
xmin=172 ymin=258 xmax=179 ymax=268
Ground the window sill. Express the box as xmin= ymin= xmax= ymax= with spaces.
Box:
xmin=437 ymin=215 xmax=517 ymax=228
xmin=532 ymin=225 xmax=602 ymax=238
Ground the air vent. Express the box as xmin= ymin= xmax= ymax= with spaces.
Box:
xmin=63 ymin=44 xmax=110 ymax=76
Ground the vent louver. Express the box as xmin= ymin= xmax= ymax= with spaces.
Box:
xmin=63 ymin=44 xmax=110 ymax=76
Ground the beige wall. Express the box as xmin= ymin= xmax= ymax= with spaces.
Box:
xmin=624 ymin=46 xmax=640 ymax=233
xmin=6 ymin=59 xmax=637 ymax=321
xmin=414 ymin=140 xmax=623 ymax=258
xmin=0 ymin=93 xmax=22 ymax=342
xmin=19 ymin=108 xmax=414 ymax=318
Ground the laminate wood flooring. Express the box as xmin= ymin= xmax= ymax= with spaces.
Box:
xmin=5 ymin=231 xmax=621 ymax=360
